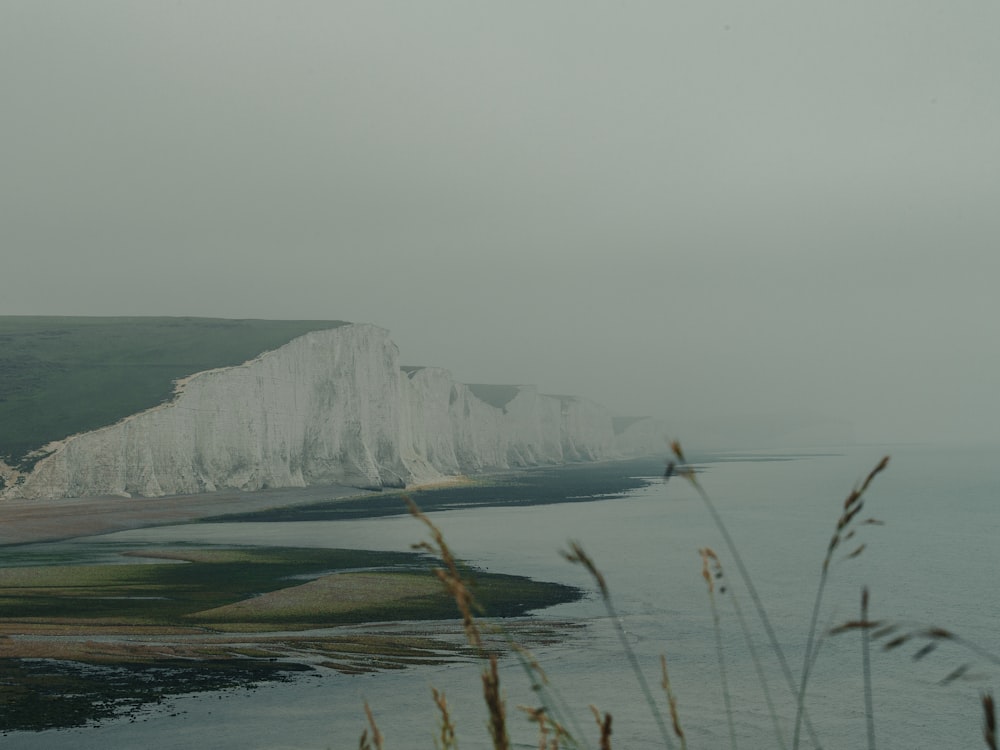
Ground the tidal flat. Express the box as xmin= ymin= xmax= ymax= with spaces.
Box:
xmin=0 ymin=541 xmax=580 ymax=730
xmin=0 ymin=458 xmax=664 ymax=733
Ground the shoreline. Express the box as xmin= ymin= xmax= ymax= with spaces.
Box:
xmin=0 ymin=459 xmax=667 ymax=731
xmin=0 ymin=453 xmax=670 ymax=548
xmin=0 ymin=464 xmax=624 ymax=732
xmin=0 ymin=481 xmax=394 ymax=547
xmin=0 ymin=461 xmax=616 ymax=547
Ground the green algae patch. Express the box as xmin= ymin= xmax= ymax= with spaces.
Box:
xmin=187 ymin=571 xmax=446 ymax=629
xmin=0 ymin=546 xmax=420 ymax=628
xmin=0 ymin=545 xmax=580 ymax=632
xmin=0 ymin=543 xmax=581 ymax=730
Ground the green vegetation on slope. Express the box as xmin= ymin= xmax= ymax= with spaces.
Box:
xmin=0 ymin=545 xmax=578 ymax=630
xmin=0 ymin=316 xmax=347 ymax=466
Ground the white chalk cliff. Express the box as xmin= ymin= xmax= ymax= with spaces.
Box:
xmin=3 ymin=324 xmax=666 ymax=499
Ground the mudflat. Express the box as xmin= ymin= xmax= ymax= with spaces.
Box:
xmin=0 ymin=478 xmax=584 ymax=731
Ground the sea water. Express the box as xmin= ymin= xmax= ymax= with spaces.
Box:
xmin=4 ymin=444 xmax=998 ymax=749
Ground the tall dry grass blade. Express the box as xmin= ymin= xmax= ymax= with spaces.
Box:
xmin=716 ymin=563 xmax=787 ymax=749
xmin=483 ymin=653 xmax=510 ymax=750
xmin=510 ymin=643 xmax=591 ymax=750
xmin=519 ymin=705 xmax=550 ymax=750
xmin=431 ymin=687 xmax=458 ymax=750
xmin=861 ymin=587 xmax=876 ymax=750
xmin=409 ymin=495 xmax=585 ymax=747
xmin=673 ymin=454 xmax=821 ymax=748
xmin=670 ymin=440 xmax=687 ymax=464
xmin=984 ymin=693 xmax=997 ymax=750
xmin=589 ymin=706 xmax=613 ymax=750
xmin=704 ymin=546 xmax=789 ymax=748
xmin=360 ymin=702 xmax=384 ymax=750
xmin=701 ymin=548 xmax=738 ymax=750
xmin=562 ymin=541 xmax=675 ymax=750
xmin=661 ymin=654 xmax=688 ymax=750
xmin=792 ymin=456 xmax=890 ymax=750
xmin=407 ymin=496 xmax=483 ymax=649
xmin=520 ymin=705 xmax=572 ymax=750
xmin=561 ymin=541 xmax=608 ymax=598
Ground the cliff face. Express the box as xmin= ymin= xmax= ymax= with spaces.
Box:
xmin=4 ymin=324 xmax=665 ymax=499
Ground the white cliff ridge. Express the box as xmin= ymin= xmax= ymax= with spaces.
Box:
xmin=4 ymin=324 xmax=666 ymax=499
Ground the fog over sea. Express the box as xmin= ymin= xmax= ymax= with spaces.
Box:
xmin=5 ymin=444 xmax=998 ymax=750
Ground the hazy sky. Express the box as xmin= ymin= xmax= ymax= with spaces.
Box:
xmin=3 ymin=2 xmax=999 ymax=446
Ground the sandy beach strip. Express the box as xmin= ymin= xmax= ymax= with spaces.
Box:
xmin=0 ymin=474 xmax=478 ymax=546
xmin=0 ymin=483 xmax=376 ymax=546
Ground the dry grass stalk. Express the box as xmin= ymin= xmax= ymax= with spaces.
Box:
xmin=702 ymin=550 xmax=786 ymax=749
xmin=519 ymin=705 xmax=550 ymax=750
xmin=589 ymin=705 xmax=613 ymax=750
xmin=666 ymin=440 xmax=696 ymax=482
xmin=825 ymin=456 xmax=890 ymax=572
xmin=700 ymin=547 xmax=721 ymax=594
xmin=406 ymin=496 xmax=482 ymax=648
xmin=510 ymin=643 xmax=591 ymax=748
xmin=668 ymin=441 xmax=818 ymax=747
xmin=562 ymin=540 xmax=674 ymax=749
xmin=700 ymin=547 xmax=736 ymax=750
xmin=984 ymin=693 xmax=997 ymax=750
xmin=561 ymin=541 xmax=608 ymax=599
xmin=670 ymin=439 xmax=686 ymax=464
xmin=661 ymin=654 xmax=687 ymax=750
xmin=431 ymin=687 xmax=458 ymax=750
xmin=360 ymin=701 xmax=384 ymax=750
xmin=518 ymin=705 xmax=570 ymax=750
xmin=793 ymin=456 xmax=890 ymax=750
xmin=483 ymin=653 xmax=510 ymax=750
xmin=861 ymin=587 xmax=876 ymax=750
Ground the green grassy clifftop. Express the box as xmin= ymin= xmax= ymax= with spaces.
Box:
xmin=0 ymin=317 xmax=347 ymax=467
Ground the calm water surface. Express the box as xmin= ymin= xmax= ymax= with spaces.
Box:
xmin=5 ymin=444 xmax=998 ymax=749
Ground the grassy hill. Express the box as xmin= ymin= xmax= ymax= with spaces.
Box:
xmin=0 ymin=317 xmax=347 ymax=467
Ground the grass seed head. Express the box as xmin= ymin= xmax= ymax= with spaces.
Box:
xmin=829 ymin=619 xmax=881 ymax=636
xmin=482 ymin=654 xmax=510 ymax=750
xmin=940 ymin=662 xmax=973 ymax=686
xmin=670 ymin=440 xmax=686 ymax=463
xmin=361 ymin=702 xmax=384 ymax=750
xmin=661 ymin=654 xmax=686 ymax=745
xmin=431 ymin=687 xmax=458 ymax=750
xmin=561 ymin=541 xmax=608 ymax=599
xmin=518 ymin=705 xmax=568 ymax=750
xmin=407 ymin=496 xmax=483 ymax=647
xmin=589 ymin=705 xmax=613 ymax=750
